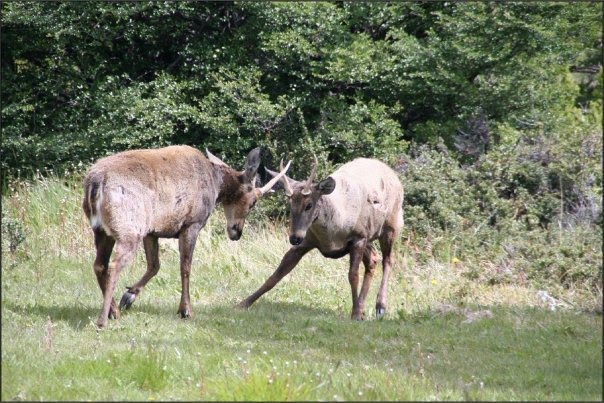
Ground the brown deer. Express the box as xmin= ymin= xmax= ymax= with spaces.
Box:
xmin=239 ymin=157 xmax=403 ymax=320
xmin=82 ymin=145 xmax=290 ymax=328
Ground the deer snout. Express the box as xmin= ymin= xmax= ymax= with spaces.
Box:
xmin=289 ymin=234 xmax=303 ymax=245
xmin=228 ymin=225 xmax=242 ymax=241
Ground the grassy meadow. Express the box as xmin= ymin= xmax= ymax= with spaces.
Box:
xmin=1 ymin=176 xmax=602 ymax=401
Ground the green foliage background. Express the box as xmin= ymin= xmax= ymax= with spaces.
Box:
xmin=2 ymin=2 xmax=602 ymax=291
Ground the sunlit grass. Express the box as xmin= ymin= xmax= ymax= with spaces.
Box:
xmin=2 ymin=176 xmax=602 ymax=401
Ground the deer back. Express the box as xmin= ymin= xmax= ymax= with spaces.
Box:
xmin=83 ymin=145 xmax=219 ymax=238
xmin=310 ymin=158 xmax=403 ymax=248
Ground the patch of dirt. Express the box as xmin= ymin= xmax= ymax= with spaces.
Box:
xmin=434 ymin=303 xmax=494 ymax=324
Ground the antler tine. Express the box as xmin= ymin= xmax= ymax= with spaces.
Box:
xmin=260 ymin=159 xmax=292 ymax=195
xmin=206 ymin=148 xmax=227 ymax=166
xmin=301 ymin=154 xmax=319 ymax=195
xmin=306 ymin=153 xmax=319 ymax=184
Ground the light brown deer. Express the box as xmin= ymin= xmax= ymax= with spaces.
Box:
xmin=82 ymin=145 xmax=290 ymax=328
xmin=239 ymin=157 xmax=403 ymax=320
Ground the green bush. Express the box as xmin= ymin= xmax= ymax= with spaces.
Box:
xmin=400 ymin=120 xmax=602 ymax=291
xmin=1 ymin=213 xmax=26 ymax=254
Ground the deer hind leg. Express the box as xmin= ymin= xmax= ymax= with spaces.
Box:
xmin=356 ymin=244 xmax=379 ymax=320
xmin=376 ymin=227 xmax=398 ymax=319
xmin=349 ymin=239 xmax=367 ymax=321
xmin=120 ymin=235 xmax=160 ymax=311
xmin=177 ymin=223 xmax=202 ymax=319
xmin=97 ymin=235 xmax=140 ymax=328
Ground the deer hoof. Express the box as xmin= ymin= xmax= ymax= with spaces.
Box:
xmin=376 ymin=305 xmax=386 ymax=319
xmin=237 ymin=300 xmax=251 ymax=310
xmin=178 ymin=308 xmax=191 ymax=319
xmin=351 ymin=311 xmax=364 ymax=321
xmin=120 ymin=289 xmax=137 ymax=310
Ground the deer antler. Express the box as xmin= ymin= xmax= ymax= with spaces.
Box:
xmin=259 ymin=160 xmax=292 ymax=195
xmin=205 ymin=148 xmax=227 ymax=166
xmin=301 ymin=154 xmax=319 ymax=195
xmin=279 ymin=160 xmax=294 ymax=196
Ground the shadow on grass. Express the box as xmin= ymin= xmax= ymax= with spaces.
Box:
xmin=3 ymin=298 xmax=333 ymax=331
xmin=3 ymin=301 xmax=99 ymax=330
xmin=2 ymin=298 xmax=186 ymax=330
xmin=0 ymin=294 xmax=466 ymax=333
xmin=195 ymin=300 xmax=410 ymax=352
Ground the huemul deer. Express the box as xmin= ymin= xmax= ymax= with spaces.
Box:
xmin=82 ymin=145 xmax=290 ymax=328
xmin=239 ymin=157 xmax=403 ymax=320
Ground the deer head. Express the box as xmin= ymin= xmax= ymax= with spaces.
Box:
xmin=207 ymin=148 xmax=291 ymax=240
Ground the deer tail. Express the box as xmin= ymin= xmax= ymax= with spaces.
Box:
xmin=84 ymin=174 xmax=104 ymax=230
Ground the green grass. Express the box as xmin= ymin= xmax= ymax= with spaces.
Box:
xmin=2 ymin=177 xmax=602 ymax=401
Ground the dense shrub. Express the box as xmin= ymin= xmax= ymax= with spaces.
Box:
xmin=400 ymin=119 xmax=602 ymax=291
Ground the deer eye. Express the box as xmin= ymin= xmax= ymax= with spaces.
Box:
xmin=304 ymin=202 xmax=313 ymax=211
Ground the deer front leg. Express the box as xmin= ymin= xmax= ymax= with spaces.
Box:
xmin=120 ymin=235 xmax=160 ymax=310
xmin=356 ymin=244 xmax=378 ymax=320
xmin=177 ymin=224 xmax=202 ymax=318
xmin=239 ymin=245 xmax=311 ymax=308
xmin=348 ymin=239 xmax=367 ymax=321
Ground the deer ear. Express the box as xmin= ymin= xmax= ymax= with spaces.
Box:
xmin=243 ymin=147 xmax=261 ymax=184
xmin=317 ymin=177 xmax=336 ymax=195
